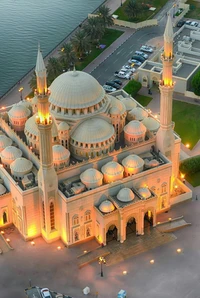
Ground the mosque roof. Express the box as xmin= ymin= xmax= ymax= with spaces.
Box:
xmin=58 ymin=122 xmax=70 ymax=131
xmin=142 ymin=117 xmax=160 ymax=131
xmin=25 ymin=113 xmax=58 ymax=137
xmin=10 ymin=158 xmax=33 ymax=173
xmin=138 ymin=187 xmax=151 ymax=199
xmin=124 ymin=120 xmax=147 ymax=135
xmin=71 ymin=118 xmax=115 ymax=144
xmin=117 ymin=188 xmax=135 ymax=202
xmin=122 ymin=154 xmax=144 ymax=169
xmin=49 ymin=70 xmax=105 ymax=109
xmin=0 ymin=146 xmax=22 ymax=160
xmin=80 ymin=168 xmax=103 ymax=183
xmin=128 ymin=107 xmax=148 ymax=121
xmin=118 ymin=96 xmax=137 ymax=111
xmin=52 ymin=145 xmax=70 ymax=161
xmin=8 ymin=104 xmax=30 ymax=119
xmin=108 ymin=95 xmax=126 ymax=115
xmin=0 ymin=135 xmax=12 ymax=150
xmin=99 ymin=200 xmax=115 ymax=213
xmin=101 ymin=161 xmax=124 ymax=176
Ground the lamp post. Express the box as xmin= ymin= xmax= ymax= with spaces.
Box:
xmin=121 ymin=0 xmax=123 ymax=6
xmin=18 ymin=87 xmax=24 ymax=101
xmin=98 ymin=256 xmax=106 ymax=277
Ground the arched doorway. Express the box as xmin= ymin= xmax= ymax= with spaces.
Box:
xmin=106 ymin=224 xmax=117 ymax=243
xmin=126 ymin=217 xmax=136 ymax=236
xmin=3 ymin=211 xmax=7 ymax=224
xmin=144 ymin=210 xmax=153 ymax=230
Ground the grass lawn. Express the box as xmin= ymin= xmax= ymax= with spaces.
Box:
xmin=114 ymin=0 xmax=168 ymax=22
xmin=76 ymin=28 xmax=123 ymax=71
xmin=135 ymin=94 xmax=152 ymax=106
xmin=185 ymin=0 xmax=200 ymax=19
xmin=172 ymin=101 xmax=200 ymax=149
xmin=185 ymin=171 xmax=200 ymax=187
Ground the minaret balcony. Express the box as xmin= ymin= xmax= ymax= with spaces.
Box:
xmin=161 ymin=53 xmax=174 ymax=61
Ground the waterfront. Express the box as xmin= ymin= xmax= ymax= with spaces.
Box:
xmin=0 ymin=0 xmax=104 ymax=97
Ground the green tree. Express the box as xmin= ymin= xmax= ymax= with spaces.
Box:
xmin=98 ymin=5 xmax=114 ymax=28
xmin=29 ymin=73 xmax=37 ymax=91
xmin=192 ymin=71 xmax=200 ymax=96
xmin=71 ymin=29 xmax=91 ymax=59
xmin=125 ymin=0 xmax=141 ymax=20
xmin=83 ymin=17 xmax=105 ymax=43
xmin=47 ymin=57 xmax=63 ymax=85
xmin=60 ymin=42 xmax=76 ymax=71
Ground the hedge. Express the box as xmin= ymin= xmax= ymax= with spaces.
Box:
xmin=124 ymin=79 xmax=142 ymax=97
xmin=180 ymin=155 xmax=200 ymax=175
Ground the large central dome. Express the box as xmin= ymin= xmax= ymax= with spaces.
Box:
xmin=49 ymin=70 xmax=105 ymax=109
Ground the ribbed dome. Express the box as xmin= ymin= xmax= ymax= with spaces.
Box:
xmin=8 ymin=104 xmax=30 ymax=119
xmin=49 ymin=70 xmax=105 ymax=109
xmin=99 ymin=200 xmax=115 ymax=213
xmin=0 ymin=135 xmax=12 ymax=151
xmin=18 ymin=99 xmax=31 ymax=109
xmin=0 ymin=146 xmax=22 ymax=160
xmin=101 ymin=161 xmax=124 ymax=176
xmin=0 ymin=184 xmax=6 ymax=195
xmin=119 ymin=97 xmax=137 ymax=111
xmin=52 ymin=145 xmax=70 ymax=161
xmin=58 ymin=122 xmax=69 ymax=131
xmin=71 ymin=118 xmax=115 ymax=144
xmin=138 ymin=187 xmax=151 ymax=199
xmin=124 ymin=120 xmax=146 ymax=135
xmin=117 ymin=188 xmax=135 ymax=202
xmin=10 ymin=158 xmax=33 ymax=173
xmin=80 ymin=168 xmax=103 ymax=183
xmin=142 ymin=117 xmax=160 ymax=132
xmin=25 ymin=113 xmax=58 ymax=137
xmin=128 ymin=107 xmax=148 ymax=121
xmin=108 ymin=95 xmax=126 ymax=115
xmin=122 ymin=154 xmax=144 ymax=169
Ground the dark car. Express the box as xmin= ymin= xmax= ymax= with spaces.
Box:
xmin=131 ymin=55 xmax=145 ymax=63
xmin=106 ymin=81 xmax=121 ymax=89
xmin=177 ymin=20 xmax=185 ymax=27
xmin=113 ymin=79 xmax=122 ymax=85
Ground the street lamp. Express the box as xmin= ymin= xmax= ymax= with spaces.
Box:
xmin=98 ymin=256 xmax=106 ymax=277
xmin=18 ymin=87 xmax=24 ymax=101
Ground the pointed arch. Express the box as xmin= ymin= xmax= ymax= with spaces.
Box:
xmin=50 ymin=201 xmax=55 ymax=230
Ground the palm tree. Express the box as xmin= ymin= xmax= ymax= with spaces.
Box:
xmin=47 ymin=57 xmax=63 ymax=85
xmin=125 ymin=0 xmax=141 ymax=20
xmin=71 ymin=29 xmax=91 ymax=59
xmin=98 ymin=5 xmax=114 ymax=28
xmin=60 ymin=42 xmax=76 ymax=70
xmin=29 ymin=73 xmax=37 ymax=91
xmin=83 ymin=17 xmax=105 ymax=43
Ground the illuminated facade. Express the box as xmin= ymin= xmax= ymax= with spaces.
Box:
xmin=0 ymin=16 xmax=191 ymax=245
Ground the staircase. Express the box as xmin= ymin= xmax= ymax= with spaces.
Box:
xmin=156 ymin=216 xmax=191 ymax=233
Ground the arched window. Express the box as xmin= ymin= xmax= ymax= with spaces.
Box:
xmin=85 ymin=210 xmax=91 ymax=222
xmin=74 ymin=231 xmax=79 ymax=242
xmin=3 ymin=211 xmax=7 ymax=224
xmin=161 ymin=183 xmax=167 ymax=194
xmin=42 ymin=201 xmax=46 ymax=229
xmin=86 ymin=227 xmax=91 ymax=237
xmin=72 ymin=215 xmax=79 ymax=226
xmin=50 ymin=202 xmax=55 ymax=230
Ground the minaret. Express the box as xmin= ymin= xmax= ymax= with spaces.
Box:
xmin=156 ymin=15 xmax=175 ymax=163
xmin=35 ymin=45 xmax=59 ymax=242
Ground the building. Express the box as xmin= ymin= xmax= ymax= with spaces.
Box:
xmin=0 ymin=17 xmax=191 ymax=246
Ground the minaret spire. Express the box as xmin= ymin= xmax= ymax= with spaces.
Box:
xmin=35 ymin=44 xmax=47 ymax=95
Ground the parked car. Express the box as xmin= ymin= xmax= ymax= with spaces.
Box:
xmin=135 ymin=50 xmax=148 ymax=59
xmin=103 ymin=84 xmax=117 ymax=92
xmin=114 ymin=70 xmax=132 ymax=79
xmin=177 ymin=20 xmax=185 ymax=27
xmin=41 ymin=288 xmax=52 ymax=298
xmin=191 ymin=21 xmax=198 ymax=27
xmin=113 ymin=79 xmax=122 ymax=85
xmin=131 ymin=55 xmax=145 ymax=63
xmin=185 ymin=20 xmax=192 ymax=25
xmin=140 ymin=45 xmax=153 ymax=53
xmin=128 ymin=59 xmax=142 ymax=66
xmin=106 ymin=81 xmax=121 ymax=89
xmin=121 ymin=65 xmax=136 ymax=73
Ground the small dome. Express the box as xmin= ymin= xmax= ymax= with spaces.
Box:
xmin=122 ymin=154 xmax=144 ymax=169
xmin=80 ymin=168 xmax=103 ymax=184
xmin=10 ymin=157 xmax=33 ymax=173
xmin=0 ymin=135 xmax=12 ymax=151
xmin=0 ymin=184 xmax=6 ymax=195
xmin=71 ymin=118 xmax=115 ymax=144
xmin=108 ymin=95 xmax=126 ymax=115
xmin=101 ymin=161 xmax=124 ymax=176
xmin=117 ymin=188 xmax=135 ymax=202
xmin=128 ymin=107 xmax=148 ymax=121
xmin=124 ymin=120 xmax=146 ymax=135
xmin=8 ymin=104 xmax=30 ymax=119
xmin=99 ymin=200 xmax=115 ymax=213
xmin=18 ymin=99 xmax=31 ymax=109
xmin=138 ymin=187 xmax=151 ymax=199
xmin=25 ymin=113 xmax=58 ymax=137
xmin=119 ymin=96 xmax=137 ymax=111
xmin=52 ymin=145 xmax=70 ymax=161
xmin=58 ymin=122 xmax=70 ymax=131
xmin=0 ymin=146 xmax=22 ymax=160
xmin=149 ymin=159 xmax=159 ymax=167
xmin=142 ymin=117 xmax=160 ymax=132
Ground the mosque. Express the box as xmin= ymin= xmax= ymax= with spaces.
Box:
xmin=0 ymin=16 xmax=191 ymax=246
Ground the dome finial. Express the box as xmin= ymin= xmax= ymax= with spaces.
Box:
xmin=72 ymin=65 xmax=78 ymax=77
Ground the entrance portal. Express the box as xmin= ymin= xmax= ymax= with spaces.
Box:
xmin=106 ymin=224 xmax=117 ymax=243
xmin=144 ymin=211 xmax=153 ymax=230
xmin=126 ymin=217 xmax=136 ymax=236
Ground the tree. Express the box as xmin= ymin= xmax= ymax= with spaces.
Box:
xmin=60 ymin=42 xmax=76 ymax=70
xmin=98 ymin=5 xmax=114 ymax=28
xmin=47 ymin=57 xmax=63 ymax=85
xmin=125 ymin=0 xmax=142 ymax=20
xmin=192 ymin=71 xmax=200 ymax=96
xmin=29 ymin=73 xmax=37 ymax=91
xmin=83 ymin=17 xmax=105 ymax=43
xmin=71 ymin=29 xmax=91 ymax=59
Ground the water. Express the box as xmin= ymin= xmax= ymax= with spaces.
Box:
xmin=0 ymin=0 xmax=104 ymax=97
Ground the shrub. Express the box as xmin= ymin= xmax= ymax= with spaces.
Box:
xmin=124 ymin=79 xmax=142 ymax=97
xmin=180 ymin=155 xmax=200 ymax=175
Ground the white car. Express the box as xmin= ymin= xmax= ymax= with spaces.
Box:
xmin=103 ymin=85 xmax=117 ymax=92
xmin=135 ymin=50 xmax=148 ymax=59
xmin=41 ymin=288 xmax=52 ymax=298
xmin=140 ymin=45 xmax=153 ymax=53
xmin=191 ymin=21 xmax=198 ymax=27
xmin=121 ymin=65 xmax=136 ymax=73
xmin=114 ymin=71 xmax=132 ymax=79
xmin=128 ymin=59 xmax=142 ymax=66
